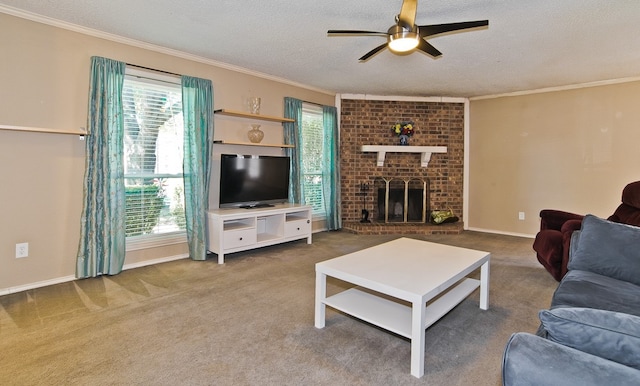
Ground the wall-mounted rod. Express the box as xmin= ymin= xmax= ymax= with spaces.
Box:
xmin=0 ymin=124 xmax=87 ymax=136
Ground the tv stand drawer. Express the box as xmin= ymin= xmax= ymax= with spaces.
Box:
xmin=285 ymin=219 xmax=311 ymax=237
xmin=223 ymin=229 xmax=257 ymax=249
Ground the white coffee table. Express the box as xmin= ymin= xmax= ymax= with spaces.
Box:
xmin=314 ymin=237 xmax=490 ymax=378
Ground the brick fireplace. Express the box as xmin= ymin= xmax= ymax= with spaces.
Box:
xmin=339 ymin=98 xmax=465 ymax=235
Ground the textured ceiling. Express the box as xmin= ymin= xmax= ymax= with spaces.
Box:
xmin=2 ymin=0 xmax=640 ymax=97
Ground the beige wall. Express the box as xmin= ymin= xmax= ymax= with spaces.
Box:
xmin=0 ymin=13 xmax=334 ymax=292
xmin=468 ymin=81 xmax=640 ymax=236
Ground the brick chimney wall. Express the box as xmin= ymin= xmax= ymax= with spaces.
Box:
xmin=339 ymin=99 xmax=465 ymax=224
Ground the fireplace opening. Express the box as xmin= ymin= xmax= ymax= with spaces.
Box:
xmin=375 ymin=178 xmax=429 ymax=223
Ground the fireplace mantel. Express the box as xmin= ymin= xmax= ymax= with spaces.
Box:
xmin=361 ymin=145 xmax=447 ymax=167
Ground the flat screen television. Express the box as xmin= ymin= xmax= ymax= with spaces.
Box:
xmin=219 ymin=154 xmax=291 ymax=209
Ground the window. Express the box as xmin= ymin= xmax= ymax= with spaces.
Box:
xmin=300 ymin=103 xmax=326 ymax=217
xmin=122 ymin=70 xmax=186 ymax=248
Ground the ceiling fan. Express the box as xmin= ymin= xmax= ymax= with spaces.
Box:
xmin=327 ymin=0 xmax=488 ymax=61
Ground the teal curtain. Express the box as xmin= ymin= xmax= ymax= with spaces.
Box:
xmin=182 ymin=76 xmax=213 ymax=261
xmin=76 ymin=56 xmax=126 ymax=278
xmin=322 ymin=106 xmax=341 ymax=230
xmin=284 ymin=97 xmax=303 ymax=204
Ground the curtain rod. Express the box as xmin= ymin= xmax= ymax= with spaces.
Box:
xmin=126 ymin=63 xmax=181 ymax=78
xmin=302 ymin=100 xmax=325 ymax=107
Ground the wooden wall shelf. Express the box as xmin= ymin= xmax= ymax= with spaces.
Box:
xmin=213 ymin=140 xmax=294 ymax=148
xmin=214 ymin=109 xmax=294 ymax=123
xmin=361 ymin=145 xmax=447 ymax=167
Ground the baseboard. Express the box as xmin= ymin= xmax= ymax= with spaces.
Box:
xmin=122 ymin=253 xmax=190 ymax=270
xmin=466 ymin=227 xmax=535 ymax=239
xmin=0 ymin=253 xmax=190 ymax=296
xmin=0 ymin=275 xmax=77 ymax=296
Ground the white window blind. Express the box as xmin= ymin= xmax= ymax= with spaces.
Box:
xmin=301 ymin=103 xmax=326 ymax=216
xmin=122 ymin=72 xmax=186 ymax=243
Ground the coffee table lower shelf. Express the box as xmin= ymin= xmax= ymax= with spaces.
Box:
xmin=323 ymin=278 xmax=480 ymax=338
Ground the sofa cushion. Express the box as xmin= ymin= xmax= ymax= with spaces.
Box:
xmin=568 ymin=214 xmax=640 ymax=286
xmin=551 ymin=270 xmax=640 ymax=317
xmin=502 ymin=332 xmax=640 ymax=386
xmin=539 ymin=308 xmax=640 ymax=370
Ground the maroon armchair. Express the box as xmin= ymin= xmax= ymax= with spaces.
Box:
xmin=533 ymin=181 xmax=640 ymax=281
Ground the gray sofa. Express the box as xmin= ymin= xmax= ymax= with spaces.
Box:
xmin=502 ymin=214 xmax=640 ymax=386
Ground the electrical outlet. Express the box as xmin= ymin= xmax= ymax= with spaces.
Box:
xmin=16 ymin=242 xmax=28 ymax=258
xmin=518 ymin=212 xmax=525 ymax=221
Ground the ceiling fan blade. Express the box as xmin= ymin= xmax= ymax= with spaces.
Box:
xmin=398 ymin=0 xmax=418 ymax=28
xmin=418 ymin=20 xmax=489 ymax=37
xmin=328 ymin=30 xmax=388 ymax=37
xmin=416 ymin=39 xmax=442 ymax=57
xmin=359 ymin=43 xmax=388 ymax=61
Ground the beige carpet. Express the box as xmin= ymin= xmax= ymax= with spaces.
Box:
xmin=0 ymin=231 xmax=557 ymax=385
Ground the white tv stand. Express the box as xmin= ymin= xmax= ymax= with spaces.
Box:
xmin=206 ymin=203 xmax=312 ymax=264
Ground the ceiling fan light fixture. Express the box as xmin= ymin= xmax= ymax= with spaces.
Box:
xmin=387 ymin=25 xmax=420 ymax=53
xmin=328 ymin=0 xmax=489 ymax=62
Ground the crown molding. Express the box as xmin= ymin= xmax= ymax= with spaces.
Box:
xmin=0 ymin=5 xmax=335 ymax=96
xmin=338 ymin=94 xmax=467 ymax=103
xmin=470 ymin=76 xmax=640 ymax=100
